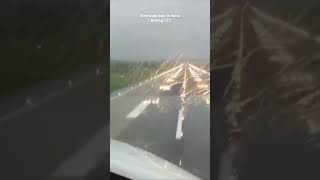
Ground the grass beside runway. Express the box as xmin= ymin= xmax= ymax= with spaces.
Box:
xmin=110 ymin=60 xmax=160 ymax=93
xmin=110 ymin=73 xmax=132 ymax=93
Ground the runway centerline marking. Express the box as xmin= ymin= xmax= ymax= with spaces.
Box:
xmin=175 ymin=108 xmax=185 ymax=140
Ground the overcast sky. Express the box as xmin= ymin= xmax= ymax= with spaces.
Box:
xmin=111 ymin=0 xmax=209 ymax=61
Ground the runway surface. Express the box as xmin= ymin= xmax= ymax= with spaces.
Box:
xmin=110 ymin=63 xmax=210 ymax=180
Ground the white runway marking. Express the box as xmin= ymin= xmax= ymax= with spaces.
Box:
xmin=188 ymin=63 xmax=210 ymax=75
xmin=126 ymin=100 xmax=151 ymax=119
xmin=175 ymin=108 xmax=185 ymax=140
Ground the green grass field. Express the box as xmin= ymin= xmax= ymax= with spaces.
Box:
xmin=110 ymin=73 xmax=131 ymax=93
xmin=110 ymin=61 xmax=159 ymax=93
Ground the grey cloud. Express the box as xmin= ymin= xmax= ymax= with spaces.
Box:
xmin=111 ymin=0 xmax=210 ymax=61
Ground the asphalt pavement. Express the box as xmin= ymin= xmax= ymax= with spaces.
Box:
xmin=110 ymin=63 xmax=210 ymax=180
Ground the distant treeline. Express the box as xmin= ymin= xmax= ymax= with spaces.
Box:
xmin=110 ymin=60 xmax=161 ymax=73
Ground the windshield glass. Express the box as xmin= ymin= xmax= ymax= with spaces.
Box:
xmin=110 ymin=0 xmax=210 ymax=179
